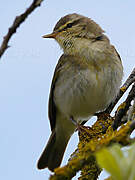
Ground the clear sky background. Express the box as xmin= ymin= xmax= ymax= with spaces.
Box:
xmin=0 ymin=1 xmax=134 ymax=180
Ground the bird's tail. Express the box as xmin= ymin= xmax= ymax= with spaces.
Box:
xmin=37 ymin=130 xmax=69 ymax=171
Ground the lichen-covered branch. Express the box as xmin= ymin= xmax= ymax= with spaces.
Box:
xmin=0 ymin=0 xmax=44 ymax=58
xmin=127 ymin=98 xmax=135 ymax=121
xmin=105 ymin=68 xmax=135 ymax=114
xmin=49 ymin=116 xmax=135 ymax=180
xmin=113 ymin=83 xmax=135 ymax=130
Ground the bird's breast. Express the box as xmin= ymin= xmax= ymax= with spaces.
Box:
xmin=54 ymin=59 xmax=122 ymax=123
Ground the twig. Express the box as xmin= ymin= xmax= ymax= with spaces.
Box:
xmin=112 ymin=83 xmax=135 ymax=130
xmin=127 ymin=98 xmax=135 ymax=121
xmin=105 ymin=68 xmax=135 ymax=114
xmin=129 ymin=121 xmax=135 ymax=133
xmin=0 ymin=0 xmax=44 ymax=58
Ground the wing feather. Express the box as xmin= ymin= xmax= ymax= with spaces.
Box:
xmin=48 ymin=54 xmax=67 ymax=131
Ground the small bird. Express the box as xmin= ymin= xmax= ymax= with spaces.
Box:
xmin=37 ymin=13 xmax=123 ymax=171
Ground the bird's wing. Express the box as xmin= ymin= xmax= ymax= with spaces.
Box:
xmin=48 ymin=54 xmax=90 ymax=130
xmin=111 ymin=45 xmax=122 ymax=62
xmin=48 ymin=54 xmax=69 ymax=131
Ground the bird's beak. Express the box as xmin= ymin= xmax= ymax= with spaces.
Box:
xmin=42 ymin=32 xmax=58 ymax=39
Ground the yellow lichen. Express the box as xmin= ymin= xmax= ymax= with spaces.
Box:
xmin=120 ymin=86 xmax=126 ymax=92
xmin=117 ymin=102 xmax=126 ymax=112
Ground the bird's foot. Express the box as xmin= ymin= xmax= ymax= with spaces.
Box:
xmin=70 ymin=116 xmax=92 ymax=138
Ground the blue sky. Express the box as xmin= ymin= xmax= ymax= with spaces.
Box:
xmin=0 ymin=1 xmax=134 ymax=180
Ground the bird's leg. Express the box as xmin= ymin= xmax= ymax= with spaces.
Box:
xmin=70 ymin=116 xmax=83 ymax=130
xmin=70 ymin=116 xmax=92 ymax=137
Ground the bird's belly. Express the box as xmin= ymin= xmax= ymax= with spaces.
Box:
xmin=54 ymin=67 xmax=121 ymax=123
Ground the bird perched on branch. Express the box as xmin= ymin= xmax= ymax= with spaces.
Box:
xmin=37 ymin=13 xmax=123 ymax=171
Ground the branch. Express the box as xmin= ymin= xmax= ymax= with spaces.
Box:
xmin=112 ymin=83 xmax=135 ymax=130
xmin=105 ymin=68 xmax=135 ymax=114
xmin=127 ymin=98 xmax=135 ymax=121
xmin=0 ymin=0 xmax=44 ymax=59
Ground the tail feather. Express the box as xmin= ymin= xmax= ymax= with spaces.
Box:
xmin=37 ymin=131 xmax=69 ymax=171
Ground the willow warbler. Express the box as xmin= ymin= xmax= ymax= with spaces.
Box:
xmin=37 ymin=13 xmax=123 ymax=171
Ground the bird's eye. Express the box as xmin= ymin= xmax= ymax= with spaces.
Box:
xmin=66 ymin=23 xmax=73 ymax=28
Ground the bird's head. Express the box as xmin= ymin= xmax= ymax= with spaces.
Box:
xmin=43 ymin=13 xmax=105 ymax=53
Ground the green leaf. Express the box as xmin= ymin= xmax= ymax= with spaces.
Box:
xmin=96 ymin=145 xmax=124 ymax=180
xmin=96 ymin=143 xmax=135 ymax=180
xmin=126 ymin=144 xmax=135 ymax=180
